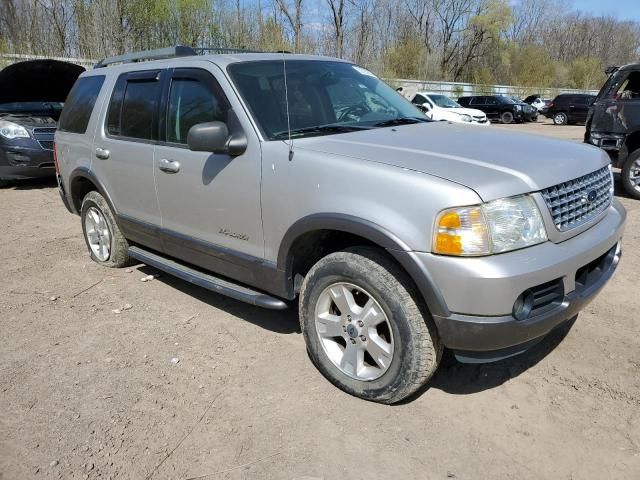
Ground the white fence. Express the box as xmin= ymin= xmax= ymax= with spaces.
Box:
xmin=0 ymin=53 xmax=96 ymax=69
xmin=0 ymin=53 xmax=600 ymax=100
xmin=391 ymin=78 xmax=599 ymax=101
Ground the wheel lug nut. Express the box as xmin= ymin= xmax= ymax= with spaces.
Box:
xmin=350 ymin=338 xmax=356 ymax=344
xmin=357 ymin=320 xmax=364 ymax=327
xmin=360 ymin=335 xmax=366 ymax=342
xmin=347 ymin=315 xmax=352 ymax=322
xmin=342 ymin=326 xmax=347 ymax=332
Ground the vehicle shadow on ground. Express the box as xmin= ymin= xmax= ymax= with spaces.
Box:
xmin=3 ymin=177 xmax=57 ymax=190
xmin=136 ymin=265 xmax=301 ymax=335
xmin=422 ymin=317 xmax=576 ymax=398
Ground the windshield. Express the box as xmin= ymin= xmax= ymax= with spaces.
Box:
xmin=428 ymin=94 xmax=460 ymax=108
xmin=228 ymin=60 xmax=427 ymax=140
xmin=0 ymin=101 xmax=64 ymax=115
xmin=497 ymin=95 xmax=517 ymax=105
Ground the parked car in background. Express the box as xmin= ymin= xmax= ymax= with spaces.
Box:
xmin=524 ymin=94 xmax=550 ymax=114
xmin=510 ymin=96 xmax=538 ymax=122
xmin=56 ymin=46 xmax=625 ymax=404
xmin=586 ymin=63 xmax=640 ymax=199
xmin=546 ymin=93 xmax=595 ymax=125
xmin=0 ymin=60 xmax=85 ymax=186
xmin=458 ymin=95 xmax=525 ymax=124
xmin=410 ymin=92 xmax=489 ymax=125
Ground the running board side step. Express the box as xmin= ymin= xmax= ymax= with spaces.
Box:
xmin=128 ymin=246 xmax=288 ymax=310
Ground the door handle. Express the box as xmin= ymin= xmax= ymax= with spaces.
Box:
xmin=95 ymin=147 xmax=110 ymax=160
xmin=158 ymin=158 xmax=181 ymax=174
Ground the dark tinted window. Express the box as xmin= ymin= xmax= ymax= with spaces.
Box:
xmin=58 ymin=76 xmax=105 ymax=133
xmin=486 ymin=97 xmax=499 ymax=105
xmin=470 ymin=97 xmax=484 ymax=105
xmin=106 ymin=71 xmax=161 ymax=140
xmin=167 ymin=77 xmax=226 ymax=144
xmin=412 ymin=94 xmax=426 ymax=104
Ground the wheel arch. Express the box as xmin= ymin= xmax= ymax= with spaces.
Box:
xmin=277 ymin=213 xmax=450 ymax=317
xmin=68 ymin=167 xmax=117 ymax=216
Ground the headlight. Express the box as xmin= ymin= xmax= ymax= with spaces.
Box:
xmin=459 ymin=114 xmax=472 ymax=122
xmin=433 ymin=195 xmax=547 ymax=256
xmin=0 ymin=120 xmax=30 ymax=139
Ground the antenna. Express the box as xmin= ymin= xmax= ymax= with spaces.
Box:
xmin=282 ymin=51 xmax=294 ymax=161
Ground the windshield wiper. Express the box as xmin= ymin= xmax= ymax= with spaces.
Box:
xmin=272 ymin=124 xmax=370 ymax=140
xmin=373 ymin=117 xmax=429 ymax=127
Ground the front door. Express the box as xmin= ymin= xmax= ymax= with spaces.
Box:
xmin=153 ymin=66 xmax=264 ymax=285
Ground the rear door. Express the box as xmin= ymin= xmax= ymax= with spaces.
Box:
xmin=153 ymin=65 xmax=264 ymax=283
xmin=92 ymin=69 xmax=164 ymax=250
xmin=574 ymin=95 xmax=593 ymax=122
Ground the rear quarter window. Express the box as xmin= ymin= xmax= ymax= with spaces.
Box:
xmin=58 ymin=76 xmax=105 ymax=134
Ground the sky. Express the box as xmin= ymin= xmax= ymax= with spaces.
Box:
xmin=571 ymin=0 xmax=640 ymax=21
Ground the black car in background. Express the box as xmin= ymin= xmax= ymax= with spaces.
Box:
xmin=586 ymin=64 xmax=640 ymax=199
xmin=0 ymin=60 xmax=84 ymax=185
xmin=457 ymin=95 xmax=525 ymax=124
xmin=546 ymin=93 xmax=595 ymax=125
xmin=509 ymin=96 xmax=538 ymax=122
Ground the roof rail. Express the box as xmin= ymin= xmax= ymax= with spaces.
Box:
xmin=94 ymin=45 xmax=197 ymax=68
xmin=193 ymin=47 xmax=261 ymax=55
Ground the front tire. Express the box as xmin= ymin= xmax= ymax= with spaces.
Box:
xmin=80 ymin=191 xmax=132 ymax=267
xmin=621 ymin=149 xmax=640 ymax=200
xmin=553 ymin=112 xmax=568 ymax=125
xmin=299 ymin=247 xmax=442 ymax=404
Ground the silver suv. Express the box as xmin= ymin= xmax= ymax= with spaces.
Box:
xmin=55 ymin=47 xmax=626 ymax=403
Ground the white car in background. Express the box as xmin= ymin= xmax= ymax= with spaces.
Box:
xmin=411 ymin=92 xmax=489 ymax=125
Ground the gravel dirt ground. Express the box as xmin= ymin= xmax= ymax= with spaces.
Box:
xmin=1 ymin=119 xmax=640 ymax=480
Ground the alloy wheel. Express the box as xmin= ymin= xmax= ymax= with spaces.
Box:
xmin=314 ymin=282 xmax=394 ymax=381
xmin=84 ymin=206 xmax=111 ymax=261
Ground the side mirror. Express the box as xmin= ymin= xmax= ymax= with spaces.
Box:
xmin=422 ymin=103 xmax=432 ymax=112
xmin=187 ymin=121 xmax=230 ymax=154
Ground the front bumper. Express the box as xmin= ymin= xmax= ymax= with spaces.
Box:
xmin=0 ymin=144 xmax=55 ymax=180
xmin=420 ymin=199 xmax=626 ymax=362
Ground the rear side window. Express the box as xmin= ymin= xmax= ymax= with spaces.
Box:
xmin=58 ymin=76 xmax=105 ymax=134
xmin=107 ymin=71 xmax=162 ymax=141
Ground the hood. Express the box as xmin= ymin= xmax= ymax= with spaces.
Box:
xmin=295 ymin=122 xmax=609 ymax=201
xmin=442 ymin=106 xmax=485 ymax=117
xmin=0 ymin=114 xmax=57 ymax=128
xmin=0 ymin=60 xmax=85 ymax=104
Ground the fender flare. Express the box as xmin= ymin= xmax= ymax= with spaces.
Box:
xmin=277 ymin=213 xmax=450 ymax=317
xmin=68 ymin=166 xmax=118 ymax=216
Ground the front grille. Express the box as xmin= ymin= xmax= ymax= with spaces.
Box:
xmin=38 ymin=140 xmax=54 ymax=151
xmin=32 ymin=127 xmax=56 ymax=135
xmin=540 ymin=166 xmax=612 ymax=232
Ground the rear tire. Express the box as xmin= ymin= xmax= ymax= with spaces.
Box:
xmin=553 ymin=112 xmax=568 ymax=125
xmin=80 ymin=191 xmax=132 ymax=267
xmin=621 ymin=149 xmax=640 ymax=200
xmin=299 ymin=247 xmax=442 ymax=404
xmin=501 ymin=111 xmax=514 ymax=124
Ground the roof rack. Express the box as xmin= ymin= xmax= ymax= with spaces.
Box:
xmin=94 ymin=45 xmax=264 ymax=68
xmin=193 ymin=47 xmax=260 ymax=55
xmin=94 ymin=46 xmax=196 ymax=68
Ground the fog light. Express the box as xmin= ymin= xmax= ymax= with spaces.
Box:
xmin=513 ymin=289 xmax=534 ymax=321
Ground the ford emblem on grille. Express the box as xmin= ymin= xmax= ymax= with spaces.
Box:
xmin=586 ymin=189 xmax=598 ymax=203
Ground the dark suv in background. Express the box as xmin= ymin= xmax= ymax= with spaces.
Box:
xmin=546 ymin=93 xmax=595 ymax=125
xmin=0 ymin=60 xmax=84 ymax=185
xmin=457 ymin=95 xmax=525 ymax=124
xmin=586 ymin=64 xmax=640 ymax=199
